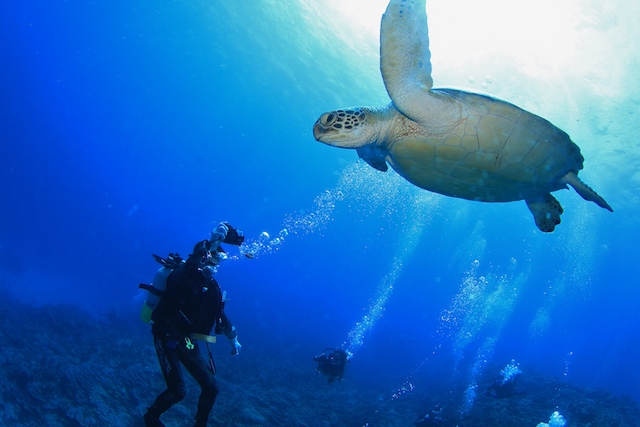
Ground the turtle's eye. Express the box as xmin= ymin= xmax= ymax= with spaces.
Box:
xmin=321 ymin=113 xmax=336 ymax=126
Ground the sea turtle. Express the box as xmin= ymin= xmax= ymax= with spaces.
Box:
xmin=312 ymin=0 xmax=612 ymax=232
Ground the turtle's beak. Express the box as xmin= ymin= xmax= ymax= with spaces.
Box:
xmin=313 ymin=121 xmax=344 ymax=146
xmin=312 ymin=121 xmax=325 ymax=141
xmin=313 ymin=113 xmax=346 ymax=146
xmin=313 ymin=111 xmax=339 ymax=143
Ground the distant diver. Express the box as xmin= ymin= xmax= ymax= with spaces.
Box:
xmin=314 ymin=348 xmax=350 ymax=383
xmin=485 ymin=359 xmax=524 ymax=399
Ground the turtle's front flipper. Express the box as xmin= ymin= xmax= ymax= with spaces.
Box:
xmin=526 ymin=194 xmax=564 ymax=233
xmin=562 ymin=172 xmax=613 ymax=212
xmin=357 ymin=145 xmax=389 ymax=172
xmin=381 ymin=0 xmax=437 ymax=122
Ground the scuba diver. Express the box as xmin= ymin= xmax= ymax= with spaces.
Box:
xmin=141 ymin=222 xmax=244 ymax=427
xmin=314 ymin=348 xmax=350 ymax=383
xmin=485 ymin=359 xmax=523 ymax=399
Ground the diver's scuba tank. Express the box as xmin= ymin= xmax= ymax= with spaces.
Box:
xmin=139 ymin=253 xmax=183 ymax=324
xmin=139 ymin=267 xmax=171 ymax=323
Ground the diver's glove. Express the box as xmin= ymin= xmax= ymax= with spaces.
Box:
xmin=228 ymin=336 xmax=242 ymax=356
xmin=211 ymin=222 xmax=229 ymax=244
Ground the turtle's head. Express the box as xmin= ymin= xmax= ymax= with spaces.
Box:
xmin=313 ymin=107 xmax=376 ymax=148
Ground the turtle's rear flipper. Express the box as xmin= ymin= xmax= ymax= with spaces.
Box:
xmin=526 ymin=194 xmax=563 ymax=233
xmin=562 ymin=172 xmax=613 ymax=212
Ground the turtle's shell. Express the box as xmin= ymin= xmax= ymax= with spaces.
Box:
xmin=386 ymin=89 xmax=584 ymax=202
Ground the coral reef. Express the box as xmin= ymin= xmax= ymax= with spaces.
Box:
xmin=0 ymin=293 xmax=639 ymax=426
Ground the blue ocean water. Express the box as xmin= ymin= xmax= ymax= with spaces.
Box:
xmin=1 ymin=0 xmax=639 ymax=424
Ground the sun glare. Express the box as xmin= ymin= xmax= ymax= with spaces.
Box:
xmin=299 ymin=0 xmax=584 ymax=80
xmin=298 ymin=0 xmax=632 ymax=111
xmin=298 ymin=0 xmax=388 ymax=56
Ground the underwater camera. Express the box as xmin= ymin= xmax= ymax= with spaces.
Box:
xmin=223 ymin=224 xmax=245 ymax=246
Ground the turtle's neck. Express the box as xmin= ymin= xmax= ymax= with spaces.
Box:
xmin=361 ymin=103 xmax=404 ymax=144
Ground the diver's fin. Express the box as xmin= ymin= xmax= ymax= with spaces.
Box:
xmin=525 ymin=193 xmax=563 ymax=233
xmin=357 ymin=146 xmax=388 ymax=172
xmin=562 ymin=172 xmax=613 ymax=212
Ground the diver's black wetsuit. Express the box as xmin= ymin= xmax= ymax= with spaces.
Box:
xmin=146 ymin=261 xmax=236 ymax=426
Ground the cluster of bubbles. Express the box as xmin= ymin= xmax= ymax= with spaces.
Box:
xmin=437 ymin=260 xmax=487 ymax=342
xmin=529 ymin=306 xmax=551 ymax=337
xmin=343 ymin=257 xmax=400 ymax=354
xmin=537 ymin=411 xmax=567 ymax=427
xmin=390 ymin=381 xmax=415 ymax=400
xmin=228 ymin=229 xmax=290 ymax=261
xmin=227 ymin=161 xmax=408 ymax=261
xmin=358 ymin=257 xmax=533 ymax=422
xmin=343 ymin=186 xmax=440 ymax=357
xmin=282 ymin=161 xmax=415 ymax=237
xmin=563 ymin=351 xmax=574 ymax=377
xmin=431 ymin=259 xmax=527 ymax=414
xmin=229 ymin=161 xmax=408 ymax=264
xmin=468 ymin=335 xmax=498 ymax=380
xmin=460 ymin=383 xmax=478 ymax=414
xmin=282 ymin=189 xmax=345 ymax=237
xmin=388 ymin=355 xmax=435 ymax=402
xmin=439 ymin=260 xmax=523 ymax=362
xmin=499 ymin=359 xmax=522 ymax=384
